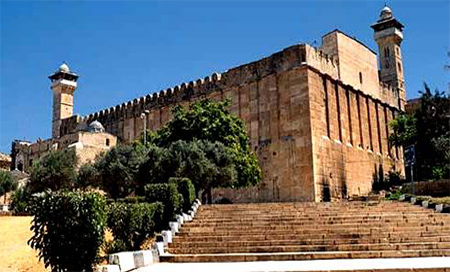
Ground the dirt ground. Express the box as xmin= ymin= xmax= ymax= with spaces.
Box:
xmin=0 ymin=216 xmax=48 ymax=272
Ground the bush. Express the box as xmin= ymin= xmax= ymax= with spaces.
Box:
xmin=107 ymin=202 xmax=163 ymax=251
xmin=145 ymin=183 xmax=181 ymax=226
xmin=10 ymin=188 xmax=31 ymax=213
xmin=28 ymin=191 xmax=107 ymax=272
xmin=169 ymin=177 xmax=195 ymax=212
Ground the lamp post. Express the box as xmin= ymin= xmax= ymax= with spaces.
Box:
xmin=140 ymin=110 xmax=150 ymax=146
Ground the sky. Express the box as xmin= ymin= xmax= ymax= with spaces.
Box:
xmin=0 ymin=0 xmax=449 ymax=154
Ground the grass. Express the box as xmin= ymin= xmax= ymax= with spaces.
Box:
xmin=0 ymin=216 xmax=48 ymax=272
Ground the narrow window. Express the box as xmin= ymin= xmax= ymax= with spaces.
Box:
xmin=397 ymin=62 xmax=402 ymax=73
xmin=356 ymin=93 xmax=363 ymax=147
xmin=385 ymin=62 xmax=390 ymax=69
xmin=359 ymin=72 xmax=363 ymax=84
xmin=323 ymin=77 xmax=331 ymax=138
xmin=385 ymin=47 xmax=390 ymax=58
xmin=29 ymin=159 xmax=33 ymax=166
xmin=366 ymin=97 xmax=373 ymax=150
xmin=375 ymin=102 xmax=382 ymax=154
xmin=346 ymin=88 xmax=353 ymax=145
xmin=106 ymin=138 xmax=110 ymax=146
xmin=335 ymin=83 xmax=342 ymax=142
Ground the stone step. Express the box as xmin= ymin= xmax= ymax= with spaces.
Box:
xmin=185 ymin=217 xmax=447 ymax=227
xmin=168 ymin=241 xmax=450 ymax=254
xmin=170 ymin=235 xmax=450 ymax=248
xmin=195 ymin=211 xmax=436 ymax=218
xmin=173 ymin=230 xmax=449 ymax=243
xmin=178 ymin=224 xmax=450 ymax=236
xmin=160 ymin=249 xmax=450 ymax=263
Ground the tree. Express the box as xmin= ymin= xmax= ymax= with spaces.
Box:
xmin=137 ymin=140 xmax=237 ymax=202
xmin=95 ymin=145 xmax=146 ymax=200
xmin=76 ymin=162 xmax=101 ymax=190
xmin=140 ymin=99 xmax=262 ymax=191
xmin=28 ymin=149 xmax=77 ymax=193
xmin=390 ymin=84 xmax=450 ymax=180
xmin=28 ymin=191 xmax=107 ymax=272
xmin=0 ymin=170 xmax=17 ymax=203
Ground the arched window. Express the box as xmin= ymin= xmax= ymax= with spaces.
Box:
xmin=384 ymin=47 xmax=390 ymax=58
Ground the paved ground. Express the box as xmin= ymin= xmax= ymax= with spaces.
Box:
xmin=136 ymin=257 xmax=450 ymax=272
xmin=0 ymin=216 xmax=47 ymax=272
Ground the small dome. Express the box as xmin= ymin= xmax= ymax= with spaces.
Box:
xmin=380 ymin=6 xmax=393 ymax=20
xmin=59 ymin=62 xmax=70 ymax=73
xmin=88 ymin=120 xmax=105 ymax=133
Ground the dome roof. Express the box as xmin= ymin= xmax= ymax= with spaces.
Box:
xmin=380 ymin=6 xmax=393 ymax=20
xmin=88 ymin=120 xmax=105 ymax=133
xmin=59 ymin=62 xmax=70 ymax=73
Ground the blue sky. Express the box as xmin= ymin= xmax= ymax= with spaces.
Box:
xmin=1 ymin=1 xmax=449 ymax=154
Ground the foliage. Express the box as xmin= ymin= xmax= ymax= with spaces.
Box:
xmin=390 ymin=84 xmax=450 ymax=180
xmin=388 ymin=114 xmax=417 ymax=147
xmin=0 ymin=170 xmax=17 ymax=202
xmin=28 ymin=191 xmax=107 ymax=272
xmin=28 ymin=149 xmax=77 ymax=193
xmin=145 ymin=183 xmax=181 ymax=226
xmin=107 ymin=202 xmax=163 ymax=251
xmin=169 ymin=177 xmax=196 ymax=212
xmin=138 ymin=140 xmax=237 ymax=201
xmin=385 ymin=189 xmax=402 ymax=200
xmin=76 ymin=162 xmax=101 ymax=190
xmin=10 ymin=187 xmax=31 ymax=213
xmin=95 ymin=144 xmax=146 ymax=200
xmin=139 ymin=99 xmax=262 ymax=190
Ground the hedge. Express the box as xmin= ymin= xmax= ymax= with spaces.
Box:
xmin=169 ymin=177 xmax=196 ymax=212
xmin=107 ymin=202 xmax=164 ymax=251
xmin=28 ymin=191 xmax=107 ymax=272
xmin=145 ymin=183 xmax=181 ymax=227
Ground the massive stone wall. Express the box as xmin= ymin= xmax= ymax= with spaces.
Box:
xmin=56 ymin=39 xmax=404 ymax=202
xmin=308 ymin=69 xmax=403 ymax=201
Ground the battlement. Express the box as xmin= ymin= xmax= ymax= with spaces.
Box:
xmin=63 ymin=42 xmax=343 ymax=135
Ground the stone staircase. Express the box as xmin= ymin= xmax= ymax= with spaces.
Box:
xmin=161 ymin=201 xmax=450 ymax=263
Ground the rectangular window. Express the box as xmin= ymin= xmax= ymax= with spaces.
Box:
xmin=392 ymin=109 xmax=399 ymax=159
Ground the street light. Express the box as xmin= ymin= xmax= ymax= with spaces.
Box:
xmin=140 ymin=110 xmax=150 ymax=146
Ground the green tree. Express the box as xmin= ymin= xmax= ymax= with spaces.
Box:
xmin=28 ymin=149 xmax=77 ymax=193
xmin=28 ymin=191 xmax=107 ymax=272
xmin=95 ymin=145 xmax=146 ymax=200
xmin=390 ymin=84 xmax=450 ymax=180
xmin=0 ymin=170 xmax=17 ymax=203
xmin=139 ymin=99 xmax=262 ymax=192
xmin=76 ymin=162 xmax=101 ymax=190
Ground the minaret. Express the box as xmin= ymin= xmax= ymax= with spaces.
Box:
xmin=371 ymin=6 xmax=406 ymax=110
xmin=48 ymin=62 xmax=78 ymax=138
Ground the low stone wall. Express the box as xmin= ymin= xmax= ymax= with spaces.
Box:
xmin=403 ymin=179 xmax=450 ymax=197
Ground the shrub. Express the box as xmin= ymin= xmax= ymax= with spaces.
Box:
xmin=169 ymin=177 xmax=195 ymax=212
xmin=10 ymin=187 xmax=31 ymax=213
xmin=107 ymin=202 xmax=163 ymax=251
xmin=28 ymin=191 xmax=107 ymax=272
xmin=28 ymin=149 xmax=77 ymax=193
xmin=0 ymin=170 xmax=17 ymax=203
xmin=145 ymin=183 xmax=181 ymax=226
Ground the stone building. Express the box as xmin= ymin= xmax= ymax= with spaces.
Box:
xmin=12 ymin=6 xmax=406 ymax=202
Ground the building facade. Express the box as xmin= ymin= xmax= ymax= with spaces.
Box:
xmin=12 ymin=7 xmax=406 ymax=202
